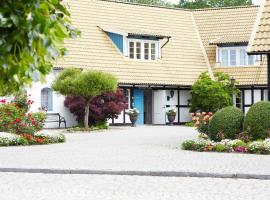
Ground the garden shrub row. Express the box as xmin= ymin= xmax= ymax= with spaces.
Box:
xmin=0 ymin=132 xmax=65 ymax=147
xmin=182 ymin=138 xmax=270 ymax=154
xmin=185 ymin=101 xmax=270 ymax=154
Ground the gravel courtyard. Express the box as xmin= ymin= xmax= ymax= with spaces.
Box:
xmin=0 ymin=126 xmax=270 ymax=175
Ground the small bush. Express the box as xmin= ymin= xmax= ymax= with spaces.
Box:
xmin=243 ymin=101 xmax=270 ymax=140
xmin=214 ymin=144 xmax=226 ymax=152
xmin=208 ymin=106 xmax=244 ymax=141
xmin=182 ymin=140 xmax=196 ymax=150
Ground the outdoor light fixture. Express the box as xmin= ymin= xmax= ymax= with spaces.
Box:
xmin=170 ymin=90 xmax=175 ymax=98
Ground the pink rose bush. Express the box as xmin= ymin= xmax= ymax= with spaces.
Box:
xmin=191 ymin=112 xmax=213 ymax=134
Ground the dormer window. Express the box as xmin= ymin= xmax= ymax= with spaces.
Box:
xmin=217 ymin=46 xmax=261 ymax=67
xmin=128 ymin=39 xmax=159 ymax=61
xmin=98 ymin=26 xmax=169 ymax=61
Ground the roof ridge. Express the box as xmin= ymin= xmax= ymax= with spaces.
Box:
xmin=192 ymin=5 xmax=259 ymax=12
xmin=98 ymin=0 xmax=190 ymax=11
xmin=98 ymin=0 xmax=259 ymax=12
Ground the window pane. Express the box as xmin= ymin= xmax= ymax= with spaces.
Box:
xmin=221 ymin=49 xmax=228 ymax=66
xmin=230 ymin=49 xmax=236 ymax=66
xmin=248 ymin=55 xmax=254 ymax=65
xmin=240 ymin=49 xmax=246 ymax=66
xmin=129 ymin=42 xmax=134 ymax=59
xmin=136 ymin=42 xmax=141 ymax=59
xmin=144 ymin=43 xmax=149 ymax=60
xmin=151 ymin=43 xmax=156 ymax=60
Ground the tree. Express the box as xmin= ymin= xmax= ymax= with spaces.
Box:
xmin=52 ymin=68 xmax=118 ymax=129
xmin=0 ymin=0 xmax=80 ymax=96
xmin=64 ymin=90 xmax=128 ymax=125
xmin=190 ymin=72 xmax=239 ymax=113
xmin=176 ymin=0 xmax=252 ymax=9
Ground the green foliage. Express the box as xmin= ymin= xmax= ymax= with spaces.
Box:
xmin=176 ymin=0 xmax=252 ymax=9
xmin=208 ymin=106 xmax=244 ymax=141
xmin=184 ymin=122 xmax=195 ymax=127
xmin=243 ymin=101 xmax=270 ymax=140
xmin=0 ymin=0 xmax=80 ymax=96
xmin=52 ymin=68 xmax=118 ymax=99
xmin=12 ymin=92 xmax=32 ymax=114
xmin=190 ymin=72 xmax=239 ymax=113
xmin=182 ymin=140 xmax=196 ymax=150
xmin=214 ymin=144 xmax=226 ymax=152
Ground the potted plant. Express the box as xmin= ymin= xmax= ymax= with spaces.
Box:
xmin=166 ymin=108 xmax=177 ymax=125
xmin=126 ymin=108 xmax=139 ymax=127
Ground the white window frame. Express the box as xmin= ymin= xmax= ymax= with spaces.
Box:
xmin=217 ymin=46 xmax=261 ymax=67
xmin=127 ymin=38 xmax=160 ymax=61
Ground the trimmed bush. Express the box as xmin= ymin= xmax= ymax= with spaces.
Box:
xmin=208 ymin=106 xmax=244 ymax=141
xmin=243 ymin=101 xmax=270 ymax=140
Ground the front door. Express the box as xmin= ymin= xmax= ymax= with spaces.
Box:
xmin=153 ymin=90 xmax=166 ymax=124
xmin=133 ymin=89 xmax=144 ymax=125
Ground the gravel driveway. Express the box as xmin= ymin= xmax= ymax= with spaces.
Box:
xmin=0 ymin=126 xmax=270 ymax=175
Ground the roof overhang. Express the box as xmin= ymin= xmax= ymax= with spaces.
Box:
xmin=98 ymin=25 xmax=171 ymax=39
xmin=209 ymin=35 xmax=250 ymax=45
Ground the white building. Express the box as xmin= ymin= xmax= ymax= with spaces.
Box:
xmin=26 ymin=0 xmax=269 ymax=127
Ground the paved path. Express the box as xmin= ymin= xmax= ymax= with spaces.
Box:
xmin=1 ymin=173 xmax=270 ymax=200
xmin=0 ymin=126 xmax=270 ymax=176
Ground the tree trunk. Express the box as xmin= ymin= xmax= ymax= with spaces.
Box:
xmin=84 ymin=99 xmax=91 ymax=129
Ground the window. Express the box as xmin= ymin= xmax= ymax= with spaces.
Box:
xmin=144 ymin=43 xmax=149 ymax=60
xmin=136 ymin=42 xmax=141 ymax=59
xmin=128 ymin=39 xmax=159 ymax=60
xmin=218 ymin=46 xmax=261 ymax=67
xmin=41 ymin=88 xmax=53 ymax=111
xmin=221 ymin=49 xmax=228 ymax=66
xmin=151 ymin=43 xmax=156 ymax=60
xmin=129 ymin=42 xmax=134 ymax=59
xmin=230 ymin=49 xmax=236 ymax=66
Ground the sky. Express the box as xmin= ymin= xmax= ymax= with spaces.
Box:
xmin=167 ymin=0 xmax=263 ymax=5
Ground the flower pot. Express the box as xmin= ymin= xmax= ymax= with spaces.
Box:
xmin=129 ymin=115 xmax=138 ymax=127
xmin=167 ymin=114 xmax=176 ymax=125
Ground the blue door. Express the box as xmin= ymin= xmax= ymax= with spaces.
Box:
xmin=133 ymin=89 xmax=144 ymax=125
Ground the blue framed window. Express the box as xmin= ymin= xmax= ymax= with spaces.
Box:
xmin=41 ymin=88 xmax=53 ymax=111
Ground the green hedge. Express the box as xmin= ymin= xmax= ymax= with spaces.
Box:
xmin=243 ymin=101 xmax=270 ymax=140
xmin=208 ymin=106 xmax=244 ymax=141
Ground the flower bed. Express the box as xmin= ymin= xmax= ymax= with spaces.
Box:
xmin=0 ymin=93 xmax=66 ymax=146
xmin=182 ymin=136 xmax=270 ymax=154
xmin=0 ymin=132 xmax=65 ymax=147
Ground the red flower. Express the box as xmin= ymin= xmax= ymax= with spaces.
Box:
xmin=0 ymin=99 xmax=7 ymax=104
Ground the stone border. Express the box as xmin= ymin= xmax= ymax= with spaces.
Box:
xmin=0 ymin=168 xmax=270 ymax=180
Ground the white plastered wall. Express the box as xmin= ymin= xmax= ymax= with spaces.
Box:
xmin=26 ymin=70 xmax=77 ymax=128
